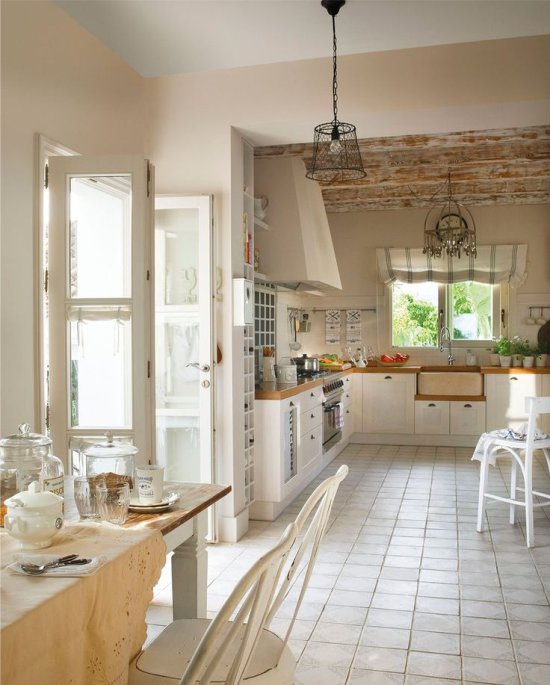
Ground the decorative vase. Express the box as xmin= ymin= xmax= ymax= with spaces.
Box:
xmin=523 ymin=356 xmax=535 ymax=368
xmin=512 ymin=354 xmax=523 ymax=367
xmin=489 ymin=353 xmax=500 ymax=367
xmin=499 ymin=355 xmax=512 ymax=368
xmin=536 ymin=353 xmax=548 ymax=368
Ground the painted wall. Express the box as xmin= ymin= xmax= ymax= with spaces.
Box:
xmin=1 ymin=1 xmax=146 ymax=434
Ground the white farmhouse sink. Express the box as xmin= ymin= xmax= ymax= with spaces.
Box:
xmin=417 ymin=371 xmax=483 ymax=396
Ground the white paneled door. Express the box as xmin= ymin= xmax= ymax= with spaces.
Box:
xmin=154 ymin=196 xmax=214 ymax=485
xmin=48 ymin=156 xmax=154 ymax=470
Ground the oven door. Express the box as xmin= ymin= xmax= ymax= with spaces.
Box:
xmin=323 ymin=398 xmax=344 ymax=452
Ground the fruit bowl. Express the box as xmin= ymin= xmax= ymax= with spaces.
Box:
xmin=375 ymin=357 xmax=408 ymax=367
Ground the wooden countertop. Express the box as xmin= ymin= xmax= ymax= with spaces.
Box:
xmin=480 ymin=366 xmax=550 ymax=374
xmin=255 ymin=376 xmax=324 ymax=400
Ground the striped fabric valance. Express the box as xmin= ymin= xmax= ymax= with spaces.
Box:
xmin=376 ymin=245 xmax=528 ymax=287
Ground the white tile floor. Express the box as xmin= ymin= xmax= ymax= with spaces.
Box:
xmin=147 ymin=444 xmax=550 ymax=684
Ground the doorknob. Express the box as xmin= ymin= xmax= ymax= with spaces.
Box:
xmin=186 ymin=362 xmax=210 ymax=372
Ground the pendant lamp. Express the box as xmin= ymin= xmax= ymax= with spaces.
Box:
xmin=306 ymin=0 xmax=366 ymax=182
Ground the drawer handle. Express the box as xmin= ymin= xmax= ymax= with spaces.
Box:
xmin=346 ymin=410 xmax=350 ymax=414
xmin=346 ymin=394 xmax=350 ymax=398
xmin=464 ymin=403 xmax=472 ymax=408
xmin=384 ymin=376 xmax=392 ymax=380
xmin=311 ymin=434 xmax=315 ymax=440
xmin=289 ymin=401 xmax=294 ymax=407
xmin=310 ymin=392 xmax=315 ymax=397
xmin=510 ymin=377 xmax=518 ymax=381
xmin=311 ymin=413 xmax=315 ymax=418
xmin=428 ymin=403 xmax=436 ymax=407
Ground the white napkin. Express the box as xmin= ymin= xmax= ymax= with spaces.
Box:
xmin=9 ymin=553 xmax=106 ymax=577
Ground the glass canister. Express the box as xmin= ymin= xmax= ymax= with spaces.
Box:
xmin=0 ymin=423 xmax=64 ymax=526
xmin=84 ymin=433 xmax=137 ymax=490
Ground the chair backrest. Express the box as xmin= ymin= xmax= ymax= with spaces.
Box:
xmin=181 ymin=522 xmax=298 ymax=685
xmin=525 ymin=396 xmax=550 ymax=445
xmin=265 ymin=464 xmax=349 ymax=644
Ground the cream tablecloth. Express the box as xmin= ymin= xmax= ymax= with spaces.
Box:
xmin=1 ymin=520 xmax=166 ymax=685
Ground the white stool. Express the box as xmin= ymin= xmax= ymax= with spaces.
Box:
xmin=475 ymin=396 xmax=550 ymax=547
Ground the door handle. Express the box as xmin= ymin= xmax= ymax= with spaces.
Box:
xmin=186 ymin=362 xmax=210 ymax=372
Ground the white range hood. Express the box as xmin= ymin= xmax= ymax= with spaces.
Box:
xmin=254 ymin=157 xmax=342 ymax=293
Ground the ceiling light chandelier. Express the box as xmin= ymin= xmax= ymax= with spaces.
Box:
xmin=423 ymin=169 xmax=477 ymax=259
xmin=306 ymin=0 xmax=366 ymax=182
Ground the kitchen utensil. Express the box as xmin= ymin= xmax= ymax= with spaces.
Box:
xmin=289 ymin=313 xmax=301 ymax=351
xmin=128 ymin=491 xmax=180 ymax=513
xmin=74 ymin=476 xmax=101 ymax=520
xmin=292 ymin=354 xmax=320 ymax=373
xmin=20 ymin=553 xmax=77 ymax=571
xmin=4 ymin=481 xmax=64 ymax=548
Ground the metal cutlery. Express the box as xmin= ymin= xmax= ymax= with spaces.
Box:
xmin=19 ymin=554 xmax=92 ymax=575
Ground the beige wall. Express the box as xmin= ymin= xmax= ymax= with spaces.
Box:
xmin=1 ymin=1 xmax=146 ymax=433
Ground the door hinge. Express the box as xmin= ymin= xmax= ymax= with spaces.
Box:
xmin=146 ymin=269 xmax=150 ymax=281
xmin=147 ymin=360 xmax=151 ymax=378
xmin=44 ymin=163 xmax=49 ymax=189
xmin=146 ymin=162 xmax=151 ymax=198
xmin=45 ymin=404 xmax=50 ymax=431
xmin=44 ymin=269 xmax=49 ymax=293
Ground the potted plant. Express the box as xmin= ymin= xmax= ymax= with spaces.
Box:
xmin=536 ymin=341 xmax=549 ymax=368
xmin=488 ymin=340 xmax=501 ymax=366
xmin=495 ymin=337 xmax=512 ymax=367
xmin=510 ymin=336 xmax=529 ymax=367
xmin=522 ymin=342 xmax=536 ymax=368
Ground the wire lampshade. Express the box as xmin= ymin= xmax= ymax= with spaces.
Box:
xmin=306 ymin=0 xmax=366 ymax=182
xmin=423 ymin=170 xmax=477 ymax=259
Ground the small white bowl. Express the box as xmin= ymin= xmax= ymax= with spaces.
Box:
xmin=4 ymin=482 xmax=64 ymax=549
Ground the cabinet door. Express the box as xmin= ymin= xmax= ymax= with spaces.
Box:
xmin=486 ymin=374 xmax=541 ymax=431
xmin=415 ymin=401 xmax=449 ymax=435
xmin=363 ymin=374 xmax=415 ymax=434
xmin=542 ymin=376 xmax=550 ymax=434
xmin=450 ymin=401 xmax=486 ymax=436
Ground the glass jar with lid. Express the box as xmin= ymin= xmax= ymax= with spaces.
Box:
xmin=84 ymin=433 xmax=137 ymax=490
xmin=0 ymin=423 xmax=64 ymax=526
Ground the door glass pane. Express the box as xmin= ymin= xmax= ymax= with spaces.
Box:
xmin=155 ymin=208 xmax=199 ymax=306
xmin=69 ymin=176 xmax=131 ymax=298
xmin=450 ymin=282 xmax=493 ymax=340
xmin=69 ymin=308 xmax=132 ymax=428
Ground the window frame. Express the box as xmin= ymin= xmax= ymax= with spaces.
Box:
xmin=389 ymin=281 xmax=506 ymax=350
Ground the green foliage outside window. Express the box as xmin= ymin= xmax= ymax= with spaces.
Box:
xmin=392 ymin=290 xmax=438 ymax=347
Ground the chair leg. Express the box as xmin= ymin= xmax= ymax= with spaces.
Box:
xmin=525 ymin=459 xmax=534 ymax=548
xmin=509 ymin=459 xmax=517 ymax=525
xmin=477 ymin=457 xmax=490 ymax=533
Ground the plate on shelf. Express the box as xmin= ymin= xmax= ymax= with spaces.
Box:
xmin=129 ymin=491 xmax=180 ymax=513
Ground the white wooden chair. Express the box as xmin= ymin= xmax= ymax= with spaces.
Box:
xmin=129 ymin=464 xmax=348 ymax=684
xmin=476 ymin=396 xmax=550 ymax=547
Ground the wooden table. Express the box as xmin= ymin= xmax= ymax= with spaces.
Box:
xmin=1 ymin=481 xmax=231 ymax=685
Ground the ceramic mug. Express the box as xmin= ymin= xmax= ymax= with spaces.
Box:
xmin=135 ymin=465 xmax=165 ymax=504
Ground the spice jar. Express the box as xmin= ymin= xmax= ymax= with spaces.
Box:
xmin=84 ymin=433 xmax=137 ymax=490
xmin=0 ymin=423 xmax=64 ymax=526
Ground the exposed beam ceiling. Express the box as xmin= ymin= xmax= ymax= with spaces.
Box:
xmin=255 ymin=126 xmax=550 ymax=212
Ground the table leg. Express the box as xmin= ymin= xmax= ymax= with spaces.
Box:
xmin=171 ymin=510 xmax=208 ymax=619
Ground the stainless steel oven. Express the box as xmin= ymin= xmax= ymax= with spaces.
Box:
xmin=322 ymin=374 xmax=344 ymax=452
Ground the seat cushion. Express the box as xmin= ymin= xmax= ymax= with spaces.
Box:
xmin=133 ymin=619 xmax=293 ymax=682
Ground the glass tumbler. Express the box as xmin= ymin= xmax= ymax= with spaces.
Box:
xmin=74 ymin=476 xmax=101 ymax=521
xmin=96 ymin=482 xmax=130 ymax=525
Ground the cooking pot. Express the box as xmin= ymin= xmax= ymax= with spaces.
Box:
xmin=292 ymin=354 xmax=320 ymax=372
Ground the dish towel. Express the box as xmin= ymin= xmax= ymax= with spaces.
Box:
xmin=472 ymin=425 xmax=550 ymax=467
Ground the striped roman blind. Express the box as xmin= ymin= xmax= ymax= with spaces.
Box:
xmin=376 ymin=245 xmax=528 ymax=287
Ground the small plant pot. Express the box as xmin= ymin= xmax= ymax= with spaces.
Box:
xmin=489 ymin=353 xmax=501 ymax=366
xmin=523 ymin=356 xmax=535 ymax=368
xmin=512 ymin=354 xmax=523 ymax=367
xmin=536 ymin=353 xmax=548 ymax=368
xmin=499 ymin=355 xmax=512 ymax=368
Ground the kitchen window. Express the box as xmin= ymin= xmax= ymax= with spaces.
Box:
xmin=391 ymin=281 xmax=502 ymax=348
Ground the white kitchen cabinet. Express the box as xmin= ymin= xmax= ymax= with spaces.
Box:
xmin=415 ymin=401 xmax=450 ymax=435
xmin=542 ymin=376 xmax=550 ymax=433
xmin=252 ymin=383 xmax=323 ymax=520
xmin=485 ymin=373 xmax=542 ymax=431
xmin=450 ymin=401 xmax=486 ymax=436
xmin=363 ymin=373 xmax=415 ymax=434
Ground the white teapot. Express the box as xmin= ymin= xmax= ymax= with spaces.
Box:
xmin=4 ymin=481 xmax=64 ymax=549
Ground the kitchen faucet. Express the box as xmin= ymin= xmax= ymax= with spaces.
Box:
xmin=439 ymin=326 xmax=455 ymax=365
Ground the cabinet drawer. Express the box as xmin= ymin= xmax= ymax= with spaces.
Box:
xmin=300 ymin=404 xmax=322 ymax=435
xmin=342 ymin=389 xmax=353 ymax=408
xmin=450 ymin=401 xmax=486 ymax=435
xmin=299 ymin=386 xmax=323 ymax=413
xmin=415 ymin=401 xmax=450 ymax=435
xmin=298 ymin=424 xmax=322 ymax=470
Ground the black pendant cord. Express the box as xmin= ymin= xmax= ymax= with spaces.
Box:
xmin=332 ymin=14 xmax=338 ymax=124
